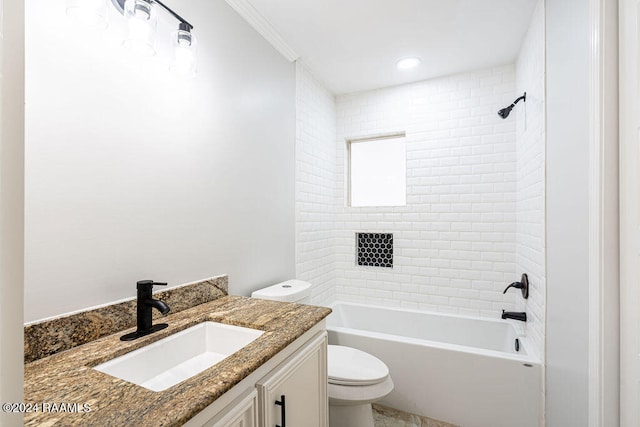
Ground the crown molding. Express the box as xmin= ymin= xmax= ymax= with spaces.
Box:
xmin=225 ymin=0 xmax=299 ymax=62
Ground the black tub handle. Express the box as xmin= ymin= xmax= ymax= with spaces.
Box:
xmin=275 ymin=394 xmax=286 ymax=427
xmin=502 ymin=273 xmax=529 ymax=299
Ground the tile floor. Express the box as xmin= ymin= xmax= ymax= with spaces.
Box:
xmin=372 ymin=404 xmax=458 ymax=427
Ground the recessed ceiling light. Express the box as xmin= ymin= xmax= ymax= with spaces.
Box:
xmin=396 ymin=57 xmax=422 ymax=70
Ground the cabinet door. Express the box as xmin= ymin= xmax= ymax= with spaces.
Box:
xmin=256 ymin=332 xmax=328 ymax=427
xmin=207 ymin=389 xmax=257 ymax=427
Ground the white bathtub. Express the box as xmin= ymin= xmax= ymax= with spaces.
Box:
xmin=326 ymin=302 xmax=541 ymax=427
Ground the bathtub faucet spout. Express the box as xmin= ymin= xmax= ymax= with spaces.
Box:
xmin=501 ymin=310 xmax=527 ymax=322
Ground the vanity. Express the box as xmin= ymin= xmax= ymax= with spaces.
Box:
xmin=22 ymin=276 xmax=331 ymax=426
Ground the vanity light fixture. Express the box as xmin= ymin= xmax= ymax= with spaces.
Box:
xmin=111 ymin=0 xmax=196 ymax=73
xmin=123 ymin=0 xmax=157 ymax=56
xmin=396 ymin=56 xmax=422 ymax=70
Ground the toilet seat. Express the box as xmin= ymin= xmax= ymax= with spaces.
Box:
xmin=328 ymin=345 xmax=390 ymax=386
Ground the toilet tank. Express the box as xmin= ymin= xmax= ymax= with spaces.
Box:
xmin=251 ymin=279 xmax=312 ymax=304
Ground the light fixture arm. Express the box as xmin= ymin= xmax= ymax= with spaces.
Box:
xmin=111 ymin=0 xmax=193 ymax=30
xmin=152 ymin=0 xmax=193 ymax=30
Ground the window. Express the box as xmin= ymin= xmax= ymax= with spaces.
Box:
xmin=348 ymin=133 xmax=406 ymax=207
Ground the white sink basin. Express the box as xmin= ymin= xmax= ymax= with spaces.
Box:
xmin=94 ymin=322 xmax=264 ymax=392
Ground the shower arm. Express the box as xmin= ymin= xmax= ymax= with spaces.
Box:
xmin=512 ymin=92 xmax=526 ymax=106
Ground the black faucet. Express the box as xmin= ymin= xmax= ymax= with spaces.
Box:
xmin=121 ymin=280 xmax=171 ymax=341
xmin=501 ymin=310 xmax=527 ymax=322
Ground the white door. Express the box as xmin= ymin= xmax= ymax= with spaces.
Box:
xmin=619 ymin=1 xmax=640 ymax=425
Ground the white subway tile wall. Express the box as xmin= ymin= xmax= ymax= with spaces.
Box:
xmin=334 ymin=65 xmax=520 ymax=317
xmin=295 ymin=15 xmax=545 ymax=364
xmin=295 ymin=62 xmax=337 ymax=306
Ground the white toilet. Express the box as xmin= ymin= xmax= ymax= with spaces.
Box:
xmin=252 ymin=280 xmax=394 ymax=427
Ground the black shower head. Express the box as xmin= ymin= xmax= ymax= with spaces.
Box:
xmin=498 ymin=105 xmax=514 ymax=119
xmin=497 ymin=92 xmax=526 ymax=119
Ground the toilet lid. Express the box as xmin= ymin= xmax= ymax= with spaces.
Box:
xmin=328 ymin=345 xmax=389 ymax=386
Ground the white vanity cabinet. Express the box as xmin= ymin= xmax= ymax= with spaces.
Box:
xmin=184 ymin=323 xmax=328 ymax=427
xmin=256 ymin=332 xmax=328 ymax=427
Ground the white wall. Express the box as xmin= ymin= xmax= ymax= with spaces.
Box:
xmin=333 ymin=66 xmax=521 ymax=317
xmin=545 ymin=0 xmax=590 ymax=425
xmin=0 ymin=0 xmax=25 ymax=423
xmin=295 ymin=63 xmax=337 ymax=306
xmin=24 ymin=0 xmax=296 ymax=322
xmin=515 ymin=0 xmax=546 ymax=362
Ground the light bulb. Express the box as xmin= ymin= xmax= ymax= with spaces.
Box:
xmin=170 ymin=25 xmax=196 ymax=76
xmin=66 ymin=0 xmax=107 ymax=29
xmin=123 ymin=0 xmax=156 ymax=56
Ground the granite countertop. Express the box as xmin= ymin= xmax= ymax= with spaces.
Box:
xmin=23 ymin=296 xmax=331 ymax=426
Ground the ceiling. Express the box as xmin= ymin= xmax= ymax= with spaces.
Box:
xmin=237 ymin=0 xmax=537 ymax=94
